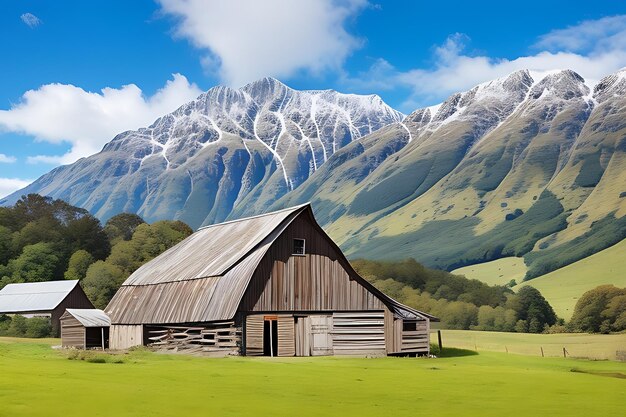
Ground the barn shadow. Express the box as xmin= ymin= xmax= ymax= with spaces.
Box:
xmin=432 ymin=346 xmax=479 ymax=357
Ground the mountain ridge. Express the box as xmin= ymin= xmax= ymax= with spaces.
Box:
xmin=3 ymin=69 xmax=626 ymax=279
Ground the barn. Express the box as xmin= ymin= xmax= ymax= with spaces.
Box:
xmin=60 ymin=309 xmax=111 ymax=349
xmin=0 ymin=280 xmax=94 ymax=335
xmin=105 ymin=204 xmax=436 ymax=356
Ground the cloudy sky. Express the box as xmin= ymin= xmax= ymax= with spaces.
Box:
xmin=1 ymin=0 xmax=626 ymax=197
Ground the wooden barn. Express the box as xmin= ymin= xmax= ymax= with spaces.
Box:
xmin=60 ymin=309 xmax=111 ymax=349
xmin=105 ymin=204 xmax=436 ymax=356
xmin=0 ymin=280 xmax=94 ymax=335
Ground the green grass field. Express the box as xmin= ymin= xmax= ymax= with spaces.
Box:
xmin=517 ymin=239 xmax=626 ymax=319
xmin=1 ymin=337 xmax=625 ymax=417
xmin=452 ymin=256 xmax=526 ymax=286
xmin=450 ymin=239 xmax=626 ymax=319
xmin=435 ymin=329 xmax=626 ymax=360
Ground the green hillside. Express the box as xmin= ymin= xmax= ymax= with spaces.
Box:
xmin=517 ymin=239 xmax=626 ymax=320
xmin=452 ymin=257 xmax=527 ymax=286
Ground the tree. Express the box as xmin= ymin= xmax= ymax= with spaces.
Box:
xmin=508 ymin=286 xmax=556 ymax=333
xmin=570 ymin=285 xmax=626 ymax=333
xmin=0 ymin=225 xmax=12 ymax=265
xmin=9 ymin=243 xmax=60 ymax=283
xmin=65 ymin=216 xmax=111 ymax=260
xmin=82 ymin=261 xmax=126 ymax=309
xmin=104 ymin=213 xmax=145 ymax=245
xmin=65 ymin=250 xmax=95 ymax=281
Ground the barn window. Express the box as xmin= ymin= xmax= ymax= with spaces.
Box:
xmin=403 ymin=321 xmax=417 ymax=332
xmin=293 ymin=238 xmax=305 ymax=255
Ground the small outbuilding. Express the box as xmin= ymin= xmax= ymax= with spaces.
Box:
xmin=106 ymin=204 xmax=437 ymax=356
xmin=0 ymin=280 xmax=94 ymax=335
xmin=60 ymin=309 xmax=111 ymax=349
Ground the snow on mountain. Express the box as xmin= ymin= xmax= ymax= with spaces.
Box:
xmin=2 ymin=77 xmax=403 ymax=227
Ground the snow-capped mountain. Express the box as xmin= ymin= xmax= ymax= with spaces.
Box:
xmin=3 ymin=77 xmax=402 ymax=227
xmin=3 ymin=69 xmax=625 ymax=279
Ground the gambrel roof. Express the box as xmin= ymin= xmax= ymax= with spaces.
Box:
xmin=106 ymin=204 xmax=435 ymax=325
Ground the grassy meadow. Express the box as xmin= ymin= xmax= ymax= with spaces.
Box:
xmin=1 ymin=337 xmax=625 ymax=417
xmin=435 ymin=329 xmax=626 ymax=360
xmin=451 ymin=239 xmax=626 ymax=319
xmin=516 ymin=239 xmax=626 ymax=319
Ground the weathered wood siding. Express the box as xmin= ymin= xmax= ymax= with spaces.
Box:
xmin=240 ymin=214 xmax=385 ymax=313
xmin=61 ymin=314 xmax=85 ymax=348
xmin=332 ymin=312 xmax=385 ymax=356
xmin=384 ymin=308 xmax=430 ymax=355
xmin=245 ymin=315 xmax=264 ymax=356
xmin=277 ymin=315 xmax=295 ymax=357
xmin=110 ymin=325 xmax=143 ymax=350
xmin=51 ymin=285 xmax=94 ymax=336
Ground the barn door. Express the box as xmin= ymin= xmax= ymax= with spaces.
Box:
xmin=277 ymin=315 xmax=295 ymax=357
xmin=245 ymin=315 xmax=264 ymax=356
xmin=310 ymin=315 xmax=333 ymax=356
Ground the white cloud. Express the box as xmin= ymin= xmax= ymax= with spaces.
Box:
xmin=157 ymin=0 xmax=368 ymax=86
xmin=535 ymin=15 xmax=626 ymax=53
xmin=0 ymin=74 xmax=202 ymax=165
xmin=0 ymin=178 xmax=33 ymax=199
xmin=0 ymin=154 xmax=16 ymax=163
xmin=349 ymin=16 xmax=626 ymax=110
xmin=20 ymin=13 xmax=41 ymax=28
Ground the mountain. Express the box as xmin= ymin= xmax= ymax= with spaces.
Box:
xmin=276 ymin=69 xmax=626 ymax=277
xmin=2 ymin=77 xmax=402 ymax=227
xmin=4 ymin=70 xmax=626 ymax=279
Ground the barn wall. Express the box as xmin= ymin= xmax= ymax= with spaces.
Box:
xmin=384 ymin=310 xmax=430 ymax=355
xmin=110 ymin=325 xmax=143 ymax=350
xmin=60 ymin=315 xmax=85 ymax=348
xmin=240 ymin=213 xmax=385 ymax=313
xmin=52 ymin=285 xmax=95 ymax=335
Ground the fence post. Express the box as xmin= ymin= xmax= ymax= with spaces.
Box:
xmin=437 ymin=330 xmax=443 ymax=353
xmin=563 ymin=347 xmax=567 ymax=358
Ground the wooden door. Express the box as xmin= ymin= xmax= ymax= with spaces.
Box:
xmin=310 ymin=315 xmax=333 ymax=356
xmin=277 ymin=315 xmax=295 ymax=357
xmin=245 ymin=315 xmax=264 ymax=356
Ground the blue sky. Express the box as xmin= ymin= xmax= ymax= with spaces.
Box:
xmin=1 ymin=0 xmax=626 ymax=196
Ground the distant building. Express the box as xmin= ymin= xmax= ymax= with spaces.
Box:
xmin=106 ymin=204 xmax=437 ymax=356
xmin=0 ymin=280 xmax=94 ymax=335
xmin=60 ymin=309 xmax=110 ymax=349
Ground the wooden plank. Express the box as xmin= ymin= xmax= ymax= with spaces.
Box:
xmin=277 ymin=315 xmax=295 ymax=357
xmin=245 ymin=315 xmax=264 ymax=356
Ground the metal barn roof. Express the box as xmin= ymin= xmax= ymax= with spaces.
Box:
xmin=123 ymin=204 xmax=309 ymax=286
xmin=0 ymin=280 xmax=80 ymax=313
xmin=106 ymin=204 xmax=435 ymax=324
xmin=64 ymin=309 xmax=111 ymax=327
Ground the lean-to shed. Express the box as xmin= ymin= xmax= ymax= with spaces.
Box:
xmin=60 ymin=309 xmax=111 ymax=349
xmin=106 ymin=204 xmax=437 ymax=355
xmin=0 ymin=280 xmax=94 ymax=335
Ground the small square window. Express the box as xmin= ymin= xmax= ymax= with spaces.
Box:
xmin=293 ymin=238 xmax=305 ymax=255
xmin=402 ymin=321 xmax=417 ymax=332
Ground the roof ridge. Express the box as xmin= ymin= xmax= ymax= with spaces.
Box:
xmin=197 ymin=203 xmax=310 ymax=231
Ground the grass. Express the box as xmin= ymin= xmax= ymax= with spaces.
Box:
xmin=1 ymin=337 xmax=626 ymax=417
xmin=434 ymin=329 xmax=626 ymax=360
xmin=518 ymin=239 xmax=626 ymax=319
xmin=452 ymin=256 xmax=526 ymax=286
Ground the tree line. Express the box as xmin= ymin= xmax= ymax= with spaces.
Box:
xmin=0 ymin=195 xmax=192 ymax=337
xmin=353 ymin=258 xmax=558 ymax=333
